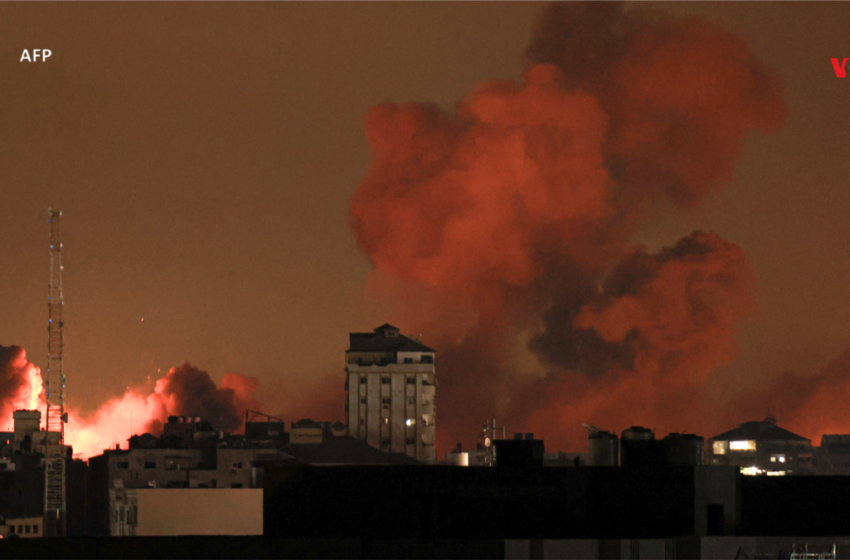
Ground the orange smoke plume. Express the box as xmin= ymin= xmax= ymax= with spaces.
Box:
xmin=349 ymin=2 xmax=785 ymax=453
xmin=66 ymin=363 xmax=261 ymax=459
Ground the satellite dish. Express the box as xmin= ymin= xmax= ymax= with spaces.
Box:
xmin=484 ymin=437 xmax=491 ymax=448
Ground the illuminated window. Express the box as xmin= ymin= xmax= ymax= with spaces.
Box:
xmin=729 ymin=440 xmax=756 ymax=451
xmin=740 ymin=466 xmax=763 ymax=476
xmin=712 ymin=441 xmax=726 ymax=455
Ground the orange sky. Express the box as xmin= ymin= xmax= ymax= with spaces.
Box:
xmin=2 ymin=2 xmax=850 ymax=452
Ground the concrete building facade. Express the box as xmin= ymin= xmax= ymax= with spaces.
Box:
xmin=107 ymin=488 xmax=262 ymax=537
xmin=346 ymin=324 xmax=436 ymax=464
xmin=0 ymin=516 xmax=43 ymax=538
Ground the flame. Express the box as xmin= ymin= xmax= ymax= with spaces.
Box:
xmin=63 ymin=362 xmax=260 ymax=459
xmin=22 ymin=361 xmax=44 ymax=411
xmin=66 ymin=390 xmax=161 ymax=459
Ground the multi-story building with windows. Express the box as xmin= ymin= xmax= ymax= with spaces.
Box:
xmin=346 ymin=324 xmax=436 ymax=464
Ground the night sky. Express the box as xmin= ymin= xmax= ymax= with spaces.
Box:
xmin=2 ymin=2 xmax=850 ymax=452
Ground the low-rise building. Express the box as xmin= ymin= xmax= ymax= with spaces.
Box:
xmin=708 ymin=417 xmax=814 ymax=475
xmin=0 ymin=516 xmax=43 ymax=538
xmin=107 ymin=487 xmax=262 ymax=537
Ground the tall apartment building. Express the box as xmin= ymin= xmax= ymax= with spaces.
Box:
xmin=346 ymin=324 xmax=436 ymax=464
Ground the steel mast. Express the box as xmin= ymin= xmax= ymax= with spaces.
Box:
xmin=44 ymin=207 xmax=66 ymax=537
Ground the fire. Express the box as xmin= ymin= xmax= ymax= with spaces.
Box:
xmin=64 ymin=363 xmax=260 ymax=459
xmin=21 ymin=360 xmax=43 ymax=412
xmin=66 ymin=390 xmax=159 ymax=459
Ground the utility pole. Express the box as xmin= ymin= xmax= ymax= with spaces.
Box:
xmin=44 ymin=207 xmax=67 ymax=537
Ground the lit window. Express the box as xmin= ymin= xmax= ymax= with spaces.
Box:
xmin=740 ymin=466 xmax=763 ymax=476
xmin=729 ymin=440 xmax=756 ymax=451
xmin=712 ymin=441 xmax=726 ymax=455
xmin=405 ymin=418 xmax=415 ymax=427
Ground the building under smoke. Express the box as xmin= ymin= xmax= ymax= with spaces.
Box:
xmin=708 ymin=417 xmax=814 ymax=475
xmin=346 ymin=324 xmax=436 ymax=464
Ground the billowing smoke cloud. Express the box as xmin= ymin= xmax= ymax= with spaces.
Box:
xmin=0 ymin=345 xmax=43 ymax=428
xmin=141 ymin=363 xmax=260 ymax=434
xmin=67 ymin=362 xmax=261 ymax=459
xmin=723 ymin=349 xmax=850 ymax=445
xmin=349 ymin=2 xmax=785 ymax=451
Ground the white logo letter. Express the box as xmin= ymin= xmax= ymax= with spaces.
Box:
xmin=20 ymin=49 xmax=31 ymax=62
xmin=33 ymin=49 xmax=41 ymax=61
xmin=42 ymin=49 xmax=51 ymax=61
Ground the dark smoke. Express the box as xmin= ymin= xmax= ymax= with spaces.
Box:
xmin=144 ymin=362 xmax=260 ymax=434
xmin=349 ymin=1 xmax=784 ymax=452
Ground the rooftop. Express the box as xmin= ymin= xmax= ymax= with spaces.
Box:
xmin=348 ymin=324 xmax=435 ymax=354
xmin=710 ymin=419 xmax=810 ymax=443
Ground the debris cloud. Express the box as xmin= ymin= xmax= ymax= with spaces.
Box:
xmin=349 ymin=1 xmax=785 ymax=451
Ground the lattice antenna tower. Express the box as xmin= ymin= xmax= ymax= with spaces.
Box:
xmin=44 ymin=207 xmax=67 ymax=537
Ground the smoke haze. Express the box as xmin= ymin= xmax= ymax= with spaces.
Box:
xmin=349 ymin=1 xmax=785 ymax=451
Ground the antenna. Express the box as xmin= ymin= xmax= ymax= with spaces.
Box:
xmin=44 ymin=207 xmax=67 ymax=537
xmin=582 ymin=423 xmax=601 ymax=434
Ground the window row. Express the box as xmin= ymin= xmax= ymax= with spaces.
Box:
xmin=359 ymin=376 xmax=429 ymax=385
xmin=7 ymin=524 xmax=38 ymax=535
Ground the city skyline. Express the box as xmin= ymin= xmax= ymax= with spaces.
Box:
xmin=2 ymin=2 xmax=850 ymax=455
